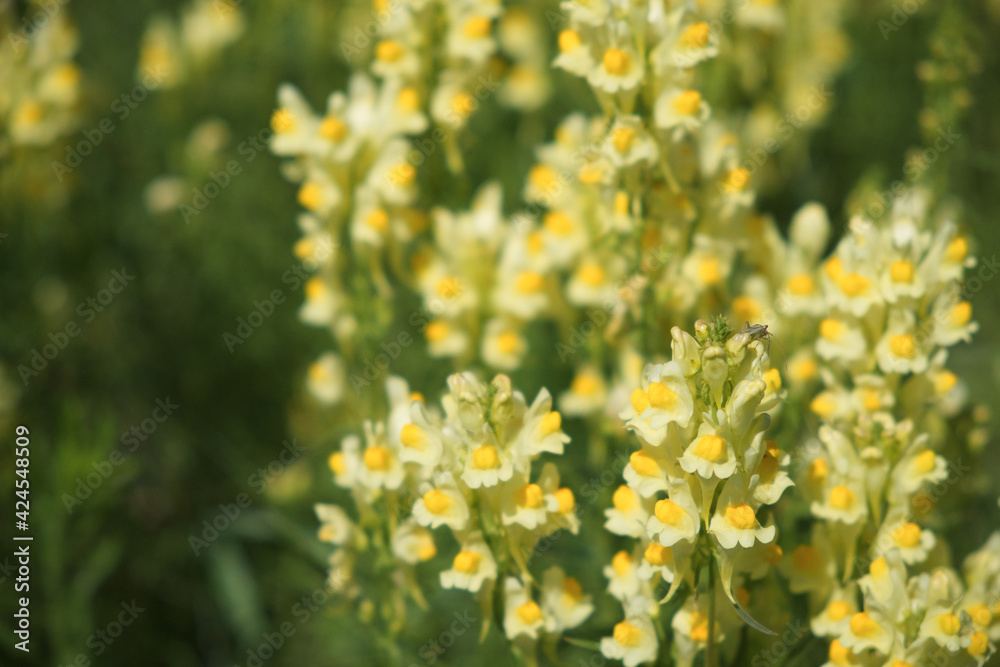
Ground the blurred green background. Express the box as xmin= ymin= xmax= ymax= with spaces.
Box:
xmin=1 ymin=0 xmax=999 ymax=665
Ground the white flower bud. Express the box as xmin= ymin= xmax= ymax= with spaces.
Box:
xmin=694 ymin=319 xmax=710 ymax=342
xmin=670 ymin=327 xmax=701 ymax=376
xmin=490 ymin=374 xmax=514 ymax=428
xmin=789 ymin=202 xmax=830 ymax=259
xmin=726 ymin=331 xmax=750 ymax=365
xmin=702 ymin=345 xmax=728 ymax=407
xmin=448 ymin=373 xmax=485 ymax=430
xmin=727 ymin=378 xmax=766 ymax=435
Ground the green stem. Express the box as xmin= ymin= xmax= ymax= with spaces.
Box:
xmin=706 ymin=560 xmax=718 ymax=667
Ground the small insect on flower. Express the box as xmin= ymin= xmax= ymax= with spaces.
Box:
xmin=739 ymin=322 xmax=786 ymax=370
xmin=739 ymin=321 xmax=771 ymax=341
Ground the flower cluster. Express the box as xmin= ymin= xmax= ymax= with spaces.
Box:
xmin=268 ymin=0 xmax=555 ymax=403
xmin=316 ymin=372 xmax=592 ymax=654
xmin=810 ymin=524 xmax=1000 ymax=667
xmin=270 ymin=0 xmax=853 ymax=414
xmin=754 ymin=196 xmax=991 ymax=664
xmin=271 ymin=1 xmax=997 ymax=666
xmin=715 ymin=188 xmax=991 ymax=664
xmin=0 ymin=4 xmax=80 ymax=147
xmin=599 ymin=319 xmax=788 ymax=665
xmin=136 ymin=0 xmax=244 ymax=90
xmin=0 ymin=0 xmax=995 ymax=662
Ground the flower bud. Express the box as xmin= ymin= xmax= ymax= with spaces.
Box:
xmin=490 ymin=374 xmax=514 ymax=428
xmin=694 ymin=319 xmax=710 ymax=342
xmin=726 ymin=331 xmax=750 ymax=365
xmin=449 ymin=373 xmax=485 ymax=430
xmin=702 ymin=345 xmax=728 ymax=407
xmin=790 ymin=202 xmax=830 ymax=260
xmin=859 ymin=446 xmax=888 ymax=518
xmin=727 ymin=378 xmax=766 ymax=435
xmin=671 ymin=326 xmax=701 ymax=376
xmin=925 ymin=568 xmax=964 ymax=608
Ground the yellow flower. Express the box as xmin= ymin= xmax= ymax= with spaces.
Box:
xmin=375 ymin=40 xmax=404 ymax=62
xmin=558 ymin=30 xmax=581 ymax=52
xmin=603 ymin=48 xmax=630 ymax=75
xmin=679 ymin=22 xmax=711 ymax=48
xmin=672 ymin=90 xmax=702 ymax=115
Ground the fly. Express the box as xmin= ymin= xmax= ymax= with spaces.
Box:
xmin=739 ymin=322 xmax=786 ymax=370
